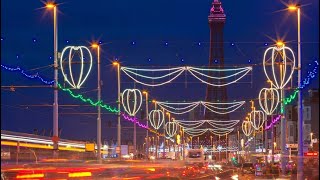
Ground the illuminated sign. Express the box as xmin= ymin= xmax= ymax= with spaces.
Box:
xmin=304 ymin=152 xmax=318 ymax=156
xmin=85 ymin=143 xmax=95 ymax=152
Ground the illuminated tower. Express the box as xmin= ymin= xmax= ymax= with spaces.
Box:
xmin=205 ymin=0 xmax=229 ymax=121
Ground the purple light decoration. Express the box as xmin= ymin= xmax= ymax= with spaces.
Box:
xmin=120 ymin=112 xmax=148 ymax=129
xmin=265 ymin=115 xmax=282 ymax=130
xmin=231 ymin=43 xmax=235 ymax=46
xmin=198 ymin=42 xmax=201 ymax=46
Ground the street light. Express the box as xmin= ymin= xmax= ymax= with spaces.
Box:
xmin=310 ymin=132 xmax=313 ymax=146
xmin=288 ymin=4 xmax=303 ymax=178
xmin=45 ymin=2 xmax=59 ymax=156
xmin=142 ymin=91 xmax=149 ymax=157
xmin=92 ymin=43 xmax=102 ymax=163
xmin=113 ymin=61 xmax=121 ymax=156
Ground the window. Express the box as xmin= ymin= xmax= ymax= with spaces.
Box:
xmin=303 ymin=106 xmax=311 ymax=121
xmin=290 ymin=125 xmax=294 ymax=137
xmin=288 ymin=109 xmax=292 ymax=120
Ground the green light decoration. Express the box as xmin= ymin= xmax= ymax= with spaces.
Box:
xmin=57 ymin=83 xmax=120 ymax=113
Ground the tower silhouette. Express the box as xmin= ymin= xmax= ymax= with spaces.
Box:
xmin=205 ymin=0 xmax=229 ymax=121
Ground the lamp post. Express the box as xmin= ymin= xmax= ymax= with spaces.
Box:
xmin=113 ymin=61 xmax=121 ymax=156
xmin=92 ymin=43 xmax=102 ymax=162
xmin=143 ymin=91 xmax=149 ymax=158
xmin=288 ymin=4 xmax=303 ymax=178
xmin=46 ymin=2 xmax=59 ymax=156
xmin=310 ymin=132 xmax=313 ymax=147
xmin=166 ymin=112 xmax=170 ymax=154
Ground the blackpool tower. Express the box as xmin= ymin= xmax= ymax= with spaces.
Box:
xmin=205 ymin=0 xmax=229 ymax=121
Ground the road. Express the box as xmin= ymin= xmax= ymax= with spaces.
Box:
xmin=1 ymin=159 xmax=238 ymax=179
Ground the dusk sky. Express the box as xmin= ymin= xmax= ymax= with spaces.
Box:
xmin=1 ymin=0 xmax=319 ymax=143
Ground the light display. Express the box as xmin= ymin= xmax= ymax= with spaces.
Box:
xmin=1 ymin=65 xmax=54 ymax=85
xmin=121 ymin=66 xmax=185 ymax=86
xmin=148 ymin=110 xmax=165 ymax=130
xmin=183 ymin=128 xmax=234 ymax=137
xmin=263 ymin=45 xmax=295 ymax=89
xmin=121 ymin=89 xmax=142 ymax=116
xmin=121 ymin=66 xmax=252 ymax=87
xmin=165 ymin=122 xmax=178 ymax=137
xmin=265 ymin=115 xmax=282 ymax=130
xmin=242 ymin=120 xmax=253 ymax=137
xmin=175 ymin=119 xmax=239 ymax=130
xmin=58 ymin=84 xmax=119 ymax=113
xmin=187 ymin=66 xmax=252 ymax=87
xmin=156 ymin=100 xmax=245 ymax=115
xmin=258 ymin=88 xmax=279 ymax=115
xmin=250 ymin=110 xmax=265 ymax=130
xmin=60 ymin=46 xmax=93 ymax=89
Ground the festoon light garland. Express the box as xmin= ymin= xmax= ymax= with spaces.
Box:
xmin=156 ymin=100 xmax=245 ymax=115
xmin=60 ymin=46 xmax=93 ymax=89
xmin=121 ymin=66 xmax=252 ymax=87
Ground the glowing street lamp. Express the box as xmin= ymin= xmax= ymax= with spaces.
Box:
xmin=113 ymin=61 xmax=121 ymax=155
xmin=92 ymin=43 xmax=102 ymax=162
xmin=45 ymin=2 xmax=59 ymax=156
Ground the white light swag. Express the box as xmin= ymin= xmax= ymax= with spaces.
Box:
xmin=175 ymin=119 xmax=239 ymax=130
xmin=156 ymin=101 xmax=245 ymax=115
xmin=121 ymin=89 xmax=142 ymax=116
xmin=60 ymin=46 xmax=93 ymax=89
xmin=121 ymin=66 xmax=252 ymax=87
xmin=184 ymin=128 xmax=234 ymax=137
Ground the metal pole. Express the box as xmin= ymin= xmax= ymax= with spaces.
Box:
xmin=163 ymin=109 xmax=166 ymax=158
xmin=238 ymin=130 xmax=240 ymax=162
xmin=97 ymin=46 xmax=102 ymax=163
xmin=53 ymin=6 xmax=59 ymax=156
xmin=280 ymin=63 xmax=287 ymax=174
xmin=117 ymin=64 xmax=121 ymax=156
xmin=264 ymin=116 xmax=268 ymax=164
xmin=297 ymin=6 xmax=304 ymax=180
xmin=145 ymin=93 xmax=149 ymax=158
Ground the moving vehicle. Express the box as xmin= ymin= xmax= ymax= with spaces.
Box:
xmin=185 ymin=149 xmax=205 ymax=166
xmin=241 ymin=162 xmax=254 ymax=174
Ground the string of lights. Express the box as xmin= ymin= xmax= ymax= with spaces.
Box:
xmin=156 ymin=100 xmax=245 ymax=115
xmin=1 ymin=64 xmax=54 ymax=85
xmin=121 ymin=66 xmax=252 ymax=87
xmin=265 ymin=115 xmax=282 ymax=130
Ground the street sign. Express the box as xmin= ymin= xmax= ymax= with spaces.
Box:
xmin=286 ymin=144 xmax=298 ymax=148
xmin=85 ymin=143 xmax=95 ymax=152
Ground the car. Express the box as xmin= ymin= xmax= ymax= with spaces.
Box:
xmin=241 ymin=162 xmax=255 ymax=174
